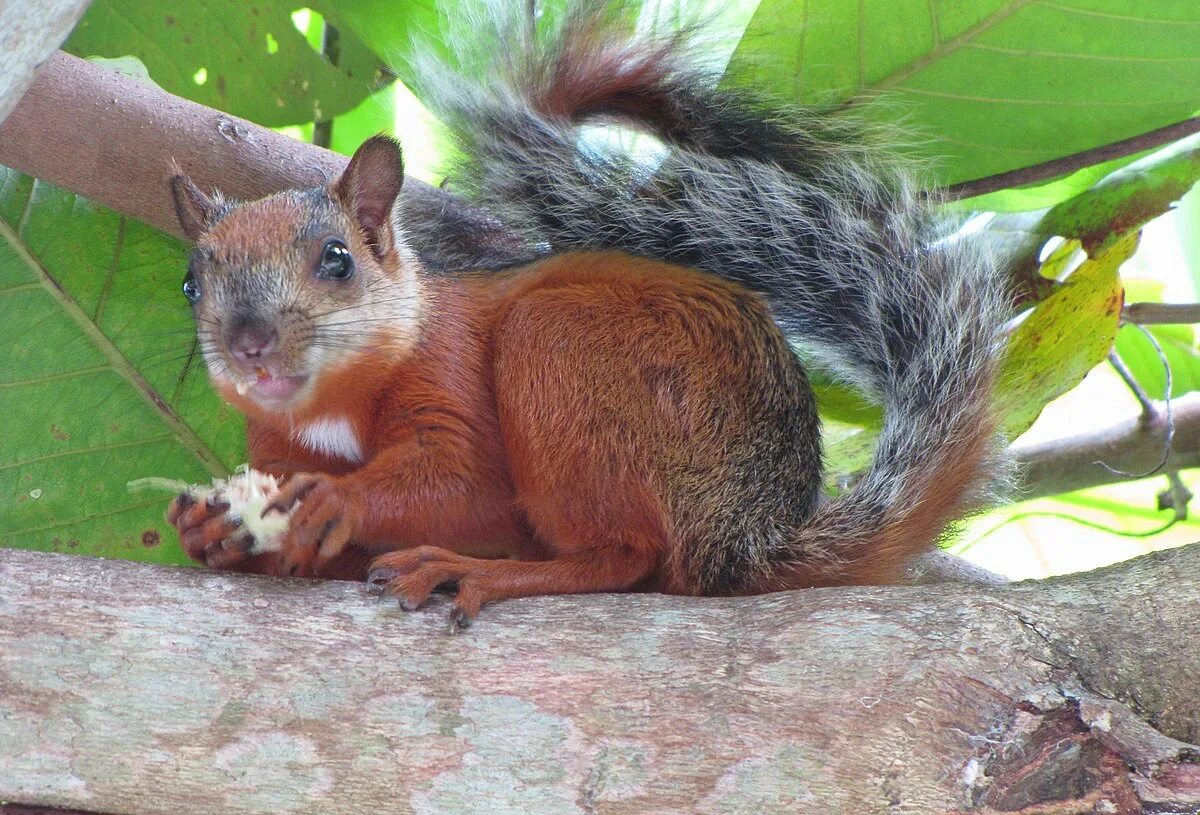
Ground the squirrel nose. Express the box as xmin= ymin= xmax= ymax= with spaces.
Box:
xmin=227 ymin=323 xmax=278 ymax=364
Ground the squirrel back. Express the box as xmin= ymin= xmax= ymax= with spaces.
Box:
xmin=419 ymin=3 xmax=1011 ymax=589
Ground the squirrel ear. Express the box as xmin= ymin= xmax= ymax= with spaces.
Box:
xmin=170 ymin=173 xmax=220 ymax=241
xmin=333 ymin=135 xmax=405 ymax=253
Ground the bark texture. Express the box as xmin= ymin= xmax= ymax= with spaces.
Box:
xmin=1 ymin=547 xmax=1198 ymax=815
xmin=0 ymin=1 xmax=91 ymax=126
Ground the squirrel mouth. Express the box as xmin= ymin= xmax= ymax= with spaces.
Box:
xmin=237 ymin=368 xmax=308 ymax=402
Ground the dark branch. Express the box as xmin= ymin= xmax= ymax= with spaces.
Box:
xmin=311 ymin=23 xmax=342 ymax=150
xmin=944 ymin=116 xmax=1200 ymax=201
xmin=1123 ymin=302 xmax=1200 ymax=326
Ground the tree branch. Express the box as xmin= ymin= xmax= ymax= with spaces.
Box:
xmin=1 ymin=546 xmax=1198 ymax=814
xmin=1122 ymin=302 xmax=1200 ymax=326
xmin=1013 ymin=393 xmax=1200 ymax=500
xmin=0 ymin=0 xmax=91 ymax=125
xmin=0 ymin=51 xmax=531 ymax=269
xmin=944 ymin=116 xmax=1200 ymax=201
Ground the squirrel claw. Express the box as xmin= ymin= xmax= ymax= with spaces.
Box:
xmin=448 ymin=605 xmax=474 ymax=631
xmin=366 ymin=566 xmax=397 ymax=590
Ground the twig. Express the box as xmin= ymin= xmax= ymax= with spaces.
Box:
xmin=1122 ymin=302 xmax=1200 ymax=326
xmin=943 ymin=116 xmax=1200 ymax=201
xmin=1107 ymin=350 xmax=1155 ymax=416
xmin=1095 ymin=326 xmax=1174 ymax=479
xmin=1157 ymin=471 xmax=1193 ymax=520
xmin=959 ymin=510 xmax=1181 ymax=554
xmin=1012 ymin=393 xmax=1200 ymax=501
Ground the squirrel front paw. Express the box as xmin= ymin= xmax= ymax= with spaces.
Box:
xmin=264 ymin=472 xmax=362 ymax=577
xmin=167 ymin=492 xmax=255 ymax=568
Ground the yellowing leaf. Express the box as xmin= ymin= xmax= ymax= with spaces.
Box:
xmin=998 ymin=232 xmax=1137 ymax=436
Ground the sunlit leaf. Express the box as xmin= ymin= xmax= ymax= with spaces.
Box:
xmin=730 ymin=0 xmax=1200 ymax=188
xmin=66 ymin=0 xmax=385 ymax=127
xmin=999 ymin=233 xmax=1135 ymax=435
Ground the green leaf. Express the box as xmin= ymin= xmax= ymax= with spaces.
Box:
xmin=822 ymin=428 xmax=879 ymax=494
xmin=812 ymin=382 xmax=883 ymax=427
xmin=1114 ymin=323 xmax=1200 ymax=400
xmin=729 ymin=0 xmax=1200 ymax=187
xmin=985 ymin=136 xmax=1200 ymax=284
xmin=0 ymin=168 xmax=244 ymax=563
xmin=329 ymin=87 xmax=397 ymax=157
xmin=998 ymin=234 xmax=1134 ymax=436
xmin=66 ymin=0 xmax=385 ymax=127
xmin=314 ymin=0 xmax=442 ymax=79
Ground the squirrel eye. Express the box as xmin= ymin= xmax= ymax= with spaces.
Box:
xmin=182 ymin=271 xmax=201 ymax=304
xmin=317 ymin=239 xmax=354 ymax=281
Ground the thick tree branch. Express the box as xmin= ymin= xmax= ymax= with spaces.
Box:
xmin=0 ymin=51 xmax=530 ymax=268
xmin=1 ymin=546 xmax=1198 ymax=814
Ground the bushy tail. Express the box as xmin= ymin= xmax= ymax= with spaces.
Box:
xmin=420 ymin=3 xmax=1010 ymax=588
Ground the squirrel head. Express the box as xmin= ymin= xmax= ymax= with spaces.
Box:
xmin=169 ymin=136 xmax=424 ymax=413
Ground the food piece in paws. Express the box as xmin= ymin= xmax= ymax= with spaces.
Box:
xmin=130 ymin=467 xmax=295 ymax=554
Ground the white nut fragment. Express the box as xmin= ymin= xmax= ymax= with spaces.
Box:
xmin=129 ymin=466 xmax=295 ymax=554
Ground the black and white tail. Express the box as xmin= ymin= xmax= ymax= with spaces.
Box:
xmin=417 ymin=3 xmax=1010 ymax=587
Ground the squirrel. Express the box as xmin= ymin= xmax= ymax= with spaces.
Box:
xmin=166 ymin=3 xmax=1009 ymax=626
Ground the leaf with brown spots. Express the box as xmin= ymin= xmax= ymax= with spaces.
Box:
xmin=997 ymin=234 xmax=1137 ymax=437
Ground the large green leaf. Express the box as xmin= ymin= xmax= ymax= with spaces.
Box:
xmin=314 ymin=0 xmax=442 ymax=81
xmin=0 ymin=168 xmax=244 ymax=562
xmin=66 ymin=0 xmax=386 ymax=127
xmin=729 ymin=0 xmax=1200 ymax=188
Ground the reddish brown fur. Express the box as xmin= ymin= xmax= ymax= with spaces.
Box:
xmin=757 ymin=411 xmax=998 ymax=591
xmin=177 ymin=247 xmax=838 ymax=611
xmin=536 ymin=21 xmax=683 ymax=129
xmin=169 ymin=134 xmax=993 ymax=622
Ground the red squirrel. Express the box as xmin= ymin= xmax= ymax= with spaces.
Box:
xmin=166 ymin=5 xmax=1008 ymax=626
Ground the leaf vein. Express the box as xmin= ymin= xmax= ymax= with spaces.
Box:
xmin=852 ymin=0 xmax=1035 ymax=99
xmin=4 ymin=497 xmax=168 ymax=538
xmin=1033 ymin=1 xmax=1200 ymax=26
xmin=966 ymin=42 xmax=1200 ymax=64
xmin=0 ymin=435 xmax=175 ymax=472
xmin=0 ymin=219 xmax=228 ymax=477
xmin=0 ymin=365 xmax=112 ymax=390
xmin=900 ymin=87 xmax=1179 ymax=107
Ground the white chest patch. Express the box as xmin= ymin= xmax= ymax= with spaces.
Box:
xmin=296 ymin=416 xmax=363 ymax=463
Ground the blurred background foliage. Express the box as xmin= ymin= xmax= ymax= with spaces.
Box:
xmin=3 ymin=0 xmax=1200 ymax=579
